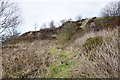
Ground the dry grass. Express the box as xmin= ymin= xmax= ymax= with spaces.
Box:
xmin=2 ymin=40 xmax=59 ymax=78
xmin=2 ymin=28 xmax=119 ymax=78
xmin=73 ymin=28 xmax=118 ymax=78
xmin=78 ymin=37 xmax=118 ymax=78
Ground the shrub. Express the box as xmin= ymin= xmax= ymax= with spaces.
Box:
xmin=57 ymin=23 xmax=75 ymax=43
xmin=64 ymin=23 xmax=75 ymax=40
xmin=79 ymin=29 xmax=118 ymax=78
xmin=83 ymin=36 xmax=103 ymax=52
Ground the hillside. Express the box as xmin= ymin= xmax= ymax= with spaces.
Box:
xmin=17 ymin=17 xmax=119 ymax=41
xmin=2 ymin=17 xmax=119 ymax=78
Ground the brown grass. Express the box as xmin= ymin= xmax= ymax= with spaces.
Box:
xmin=2 ymin=27 xmax=119 ymax=78
xmin=72 ymin=28 xmax=118 ymax=78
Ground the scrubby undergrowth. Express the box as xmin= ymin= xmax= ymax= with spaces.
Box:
xmin=2 ymin=27 xmax=119 ymax=78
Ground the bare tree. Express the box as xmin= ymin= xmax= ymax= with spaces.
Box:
xmin=41 ymin=23 xmax=46 ymax=29
xmin=0 ymin=0 xmax=21 ymax=34
xmin=34 ymin=23 xmax=38 ymax=31
xmin=0 ymin=0 xmax=21 ymax=44
xmin=101 ymin=1 xmax=120 ymax=17
xmin=68 ymin=18 xmax=72 ymax=21
xmin=60 ymin=19 xmax=67 ymax=24
xmin=76 ymin=15 xmax=82 ymax=21
xmin=49 ymin=20 xmax=55 ymax=29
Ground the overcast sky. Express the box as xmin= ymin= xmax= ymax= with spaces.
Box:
xmin=11 ymin=0 xmax=117 ymax=33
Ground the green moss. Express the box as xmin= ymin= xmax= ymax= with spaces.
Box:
xmin=61 ymin=55 xmax=68 ymax=59
xmin=60 ymin=63 xmax=68 ymax=68
xmin=50 ymin=64 xmax=60 ymax=73
xmin=47 ymin=49 xmax=78 ymax=78
xmin=47 ymin=59 xmax=75 ymax=78
xmin=13 ymin=72 xmax=22 ymax=77
xmin=50 ymin=49 xmax=62 ymax=55
xmin=47 ymin=64 xmax=60 ymax=77
xmin=48 ymin=63 xmax=70 ymax=78
xmin=83 ymin=36 xmax=103 ymax=52
xmin=57 ymin=71 xmax=69 ymax=77
xmin=69 ymin=60 xmax=76 ymax=64
xmin=60 ymin=51 xmax=67 ymax=55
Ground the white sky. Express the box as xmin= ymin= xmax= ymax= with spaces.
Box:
xmin=11 ymin=0 xmax=117 ymax=33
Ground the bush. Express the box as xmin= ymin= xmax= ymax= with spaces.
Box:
xmin=83 ymin=36 xmax=103 ymax=52
xmin=64 ymin=23 xmax=75 ymax=39
xmin=79 ymin=29 xmax=118 ymax=78
xmin=57 ymin=23 xmax=75 ymax=42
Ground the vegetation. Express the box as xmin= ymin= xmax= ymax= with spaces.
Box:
xmin=83 ymin=36 xmax=103 ymax=52
xmin=1 ymin=0 xmax=119 ymax=79
xmin=2 ymin=27 xmax=118 ymax=78
xmin=57 ymin=22 xmax=75 ymax=43
xmin=0 ymin=0 xmax=22 ymax=47
xmin=49 ymin=21 xmax=56 ymax=29
xmin=100 ymin=1 xmax=120 ymax=29
xmin=101 ymin=1 xmax=120 ymax=17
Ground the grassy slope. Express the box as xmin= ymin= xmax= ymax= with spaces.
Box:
xmin=2 ymin=27 xmax=118 ymax=78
